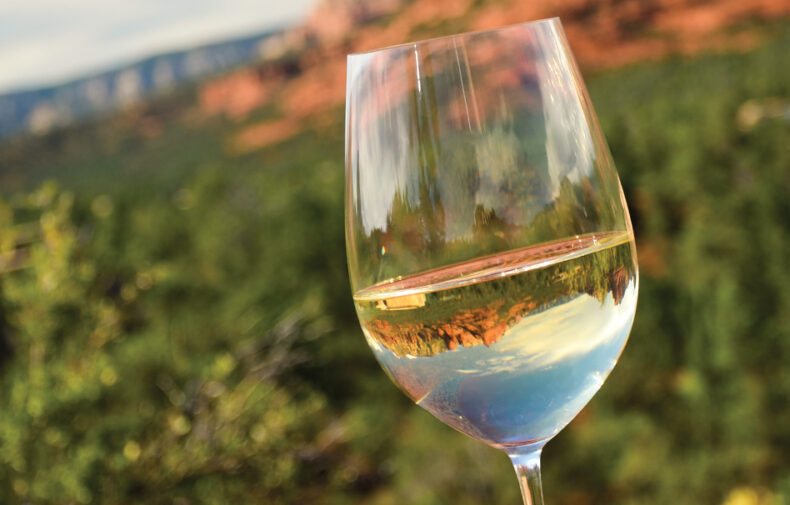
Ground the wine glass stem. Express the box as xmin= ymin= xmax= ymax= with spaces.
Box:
xmin=509 ymin=447 xmax=545 ymax=505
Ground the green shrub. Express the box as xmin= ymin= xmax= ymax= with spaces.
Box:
xmin=1 ymin=30 xmax=789 ymax=505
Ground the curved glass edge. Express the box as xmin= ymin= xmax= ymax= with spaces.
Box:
xmin=346 ymin=17 xmax=562 ymax=58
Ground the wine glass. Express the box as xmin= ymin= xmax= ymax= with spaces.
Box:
xmin=344 ymin=17 xmax=638 ymax=505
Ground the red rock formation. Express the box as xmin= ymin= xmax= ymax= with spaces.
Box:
xmin=233 ymin=118 xmax=300 ymax=152
xmin=199 ymin=69 xmax=281 ymax=119
xmin=194 ymin=0 xmax=789 ymax=151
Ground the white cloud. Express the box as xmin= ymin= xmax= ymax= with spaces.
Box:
xmin=0 ymin=0 xmax=319 ymax=93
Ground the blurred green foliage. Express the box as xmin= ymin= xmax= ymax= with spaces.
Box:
xmin=1 ymin=30 xmax=789 ymax=505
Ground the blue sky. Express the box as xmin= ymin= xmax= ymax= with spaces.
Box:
xmin=0 ymin=0 xmax=318 ymax=93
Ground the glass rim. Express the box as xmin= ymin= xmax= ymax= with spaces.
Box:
xmin=346 ymin=16 xmax=562 ymax=58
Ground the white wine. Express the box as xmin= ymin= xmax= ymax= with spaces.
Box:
xmin=354 ymin=231 xmax=638 ymax=448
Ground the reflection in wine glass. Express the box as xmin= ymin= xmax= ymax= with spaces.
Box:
xmin=346 ymin=18 xmax=637 ymax=505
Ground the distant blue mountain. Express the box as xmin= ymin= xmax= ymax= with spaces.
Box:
xmin=0 ymin=30 xmax=280 ymax=139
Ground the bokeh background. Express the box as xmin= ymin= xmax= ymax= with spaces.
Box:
xmin=1 ymin=1 xmax=789 ymax=504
